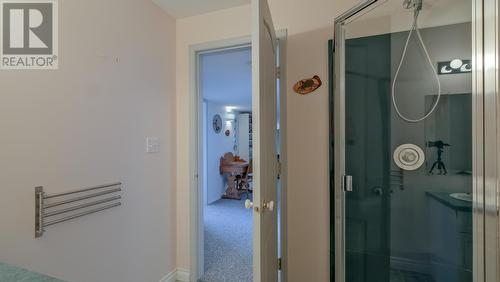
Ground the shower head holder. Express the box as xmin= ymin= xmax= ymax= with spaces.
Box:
xmin=403 ymin=0 xmax=422 ymax=11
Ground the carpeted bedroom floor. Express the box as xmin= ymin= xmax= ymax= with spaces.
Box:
xmin=200 ymin=198 xmax=253 ymax=282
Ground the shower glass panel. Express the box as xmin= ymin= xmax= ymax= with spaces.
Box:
xmin=342 ymin=0 xmax=472 ymax=281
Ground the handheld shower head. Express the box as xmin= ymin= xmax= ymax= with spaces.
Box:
xmin=392 ymin=0 xmax=441 ymax=123
xmin=403 ymin=0 xmax=422 ymax=11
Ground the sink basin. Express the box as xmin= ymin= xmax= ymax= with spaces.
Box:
xmin=450 ymin=193 xmax=472 ymax=202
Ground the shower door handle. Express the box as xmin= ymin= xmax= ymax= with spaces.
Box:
xmin=343 ymin=175 xmax=353 ymax=192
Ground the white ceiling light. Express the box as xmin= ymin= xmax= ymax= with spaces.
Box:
xmin=450 ymin=59 xmax=463 ymax=69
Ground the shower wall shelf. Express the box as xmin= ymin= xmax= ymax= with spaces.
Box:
xmin=35 ymin=182 xmax=122 ymax=238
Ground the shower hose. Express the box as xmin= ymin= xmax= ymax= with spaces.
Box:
xmin=392 ymin=9 xmax=441 ymax=123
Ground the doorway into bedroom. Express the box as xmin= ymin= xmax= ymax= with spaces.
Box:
xmin=200 ymin=46 xmax=254 ymax=282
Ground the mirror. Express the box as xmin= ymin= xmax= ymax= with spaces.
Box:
xmin=425 ymin=93 xmax=472 ymax=174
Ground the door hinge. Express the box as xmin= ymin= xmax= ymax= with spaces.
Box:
xmin=278 ymin=257 xmax=282 ymax=270
xmin=276 ymin=66 xmax=281 ymax=79
xmin=277 ymin=154 xmax=282 ymax=179
xmin=342 ymin=175 xmax=353 ymax=192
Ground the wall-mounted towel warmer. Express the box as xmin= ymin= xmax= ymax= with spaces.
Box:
xmin=35 ymin=182 xmax=122 ymax=238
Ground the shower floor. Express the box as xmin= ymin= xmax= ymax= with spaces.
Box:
xmin=390 ymin=270 xmax=434 ymax=282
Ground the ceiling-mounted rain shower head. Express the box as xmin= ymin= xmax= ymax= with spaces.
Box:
xmin=403 ymin=0 xmax=422 ymax=11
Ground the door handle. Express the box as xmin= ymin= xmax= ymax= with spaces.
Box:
xmin=245 ymin=199 xmax=274 ymax=212
xmin=245 ymin=199 xmax=260 ymax=212
xmin=245 ymin=199 xmax=254 ymax=209
xmin=262 ymin=200 xmax=274 ymax=212
xmin=343 ymin=175 xmax=353 ymax=192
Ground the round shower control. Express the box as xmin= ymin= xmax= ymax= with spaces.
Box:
xmin=393 ymin=144 xmax=425 ymax=171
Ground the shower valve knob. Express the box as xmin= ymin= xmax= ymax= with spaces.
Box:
xmin=373 ymin=186 xmax=383 ymax=196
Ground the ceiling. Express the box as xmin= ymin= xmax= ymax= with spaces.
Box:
xmin=153 ymin=0 xmax=250 ymax=18
xmin=200 ymin=47 xmax=252 ymax=112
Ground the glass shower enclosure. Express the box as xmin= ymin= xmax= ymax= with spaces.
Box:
xmin=331 ymin=0 xmax=498 ymax=281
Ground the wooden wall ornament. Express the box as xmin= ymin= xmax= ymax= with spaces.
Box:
xmin=293 ymin=75 xmax=322 ymax=95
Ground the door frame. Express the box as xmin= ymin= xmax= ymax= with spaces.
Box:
xmin=332 ymin=0 xmax=497 ymax=281
xmin=188 ymin=31 xmax=288 ymax=281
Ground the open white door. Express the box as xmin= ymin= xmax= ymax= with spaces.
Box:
xmin=251 ymin=0 xmax=279 ymax=281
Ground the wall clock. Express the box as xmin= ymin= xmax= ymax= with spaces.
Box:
xmin=213 ymin=114 xmax=222 ymax=134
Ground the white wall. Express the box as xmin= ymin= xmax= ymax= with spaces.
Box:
xmin=175 ymin=1 xmax=358 ymax=280
xmin=205 ymin=102 xmax=236 ymax=204
xmin=0 ymin=0 xmax=177 ymax=281
xmin=285 ymin=27 xmax=333 ymax=282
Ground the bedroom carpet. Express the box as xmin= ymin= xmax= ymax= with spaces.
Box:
xmin=200 ymin=198 xmax=253 ymax=282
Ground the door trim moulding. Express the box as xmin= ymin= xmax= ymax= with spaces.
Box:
xmin=189 ymin=35 xmax=252 ymax=281
xmin=187 ymin=30 xmax=288 ymax=282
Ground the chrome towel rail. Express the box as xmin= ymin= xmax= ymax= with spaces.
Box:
xmin=35 ymin=182 xmax=122 ymax=238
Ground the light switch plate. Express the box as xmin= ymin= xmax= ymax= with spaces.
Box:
xmin=146 ymin=137 xmax=160 ymax=153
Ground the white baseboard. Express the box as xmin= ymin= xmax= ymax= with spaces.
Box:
xmin=176 ymin=269 xmax=190 ymax=281
xmin=159 ymin=269 xmax=191 ymax=282
xmin=159 ymin=270 xmax=177 ymax=282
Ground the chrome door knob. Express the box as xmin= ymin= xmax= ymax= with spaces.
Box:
xmin=245 ymin=199 xmax=254 ymax=209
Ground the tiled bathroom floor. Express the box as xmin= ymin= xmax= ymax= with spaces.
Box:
xmin=390 ymin=270 xmax=434 ymax=282
xmin=0 ymin=262 xmax=65 ymax=282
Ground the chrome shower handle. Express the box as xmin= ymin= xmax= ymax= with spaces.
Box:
xmin=373 ymin=186 xmax=383 ymax=196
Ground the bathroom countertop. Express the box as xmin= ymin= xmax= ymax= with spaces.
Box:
xmin=426 ymin=192 xmax=472 ymax=212
xmin=0 ymin=262 xmax=65 ymax=282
